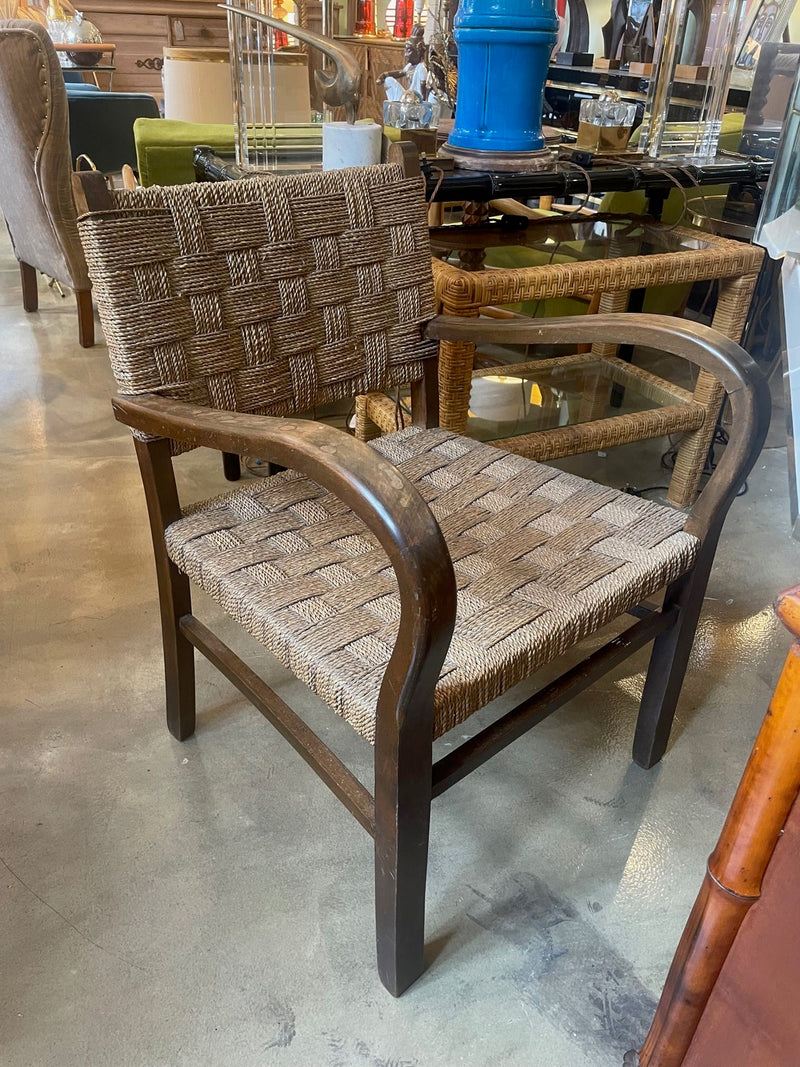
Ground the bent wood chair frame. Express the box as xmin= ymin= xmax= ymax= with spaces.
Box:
xmin=110 ymin=310 xmax=769 ymax=997
xmin=75 ymin=166 xmax=769 ymax=996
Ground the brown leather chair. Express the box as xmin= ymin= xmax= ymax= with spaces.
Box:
xmin=627 ymin=586 xmax=800 ymax=1067
xmin=0 ymin=20 xmax=94 ymax=347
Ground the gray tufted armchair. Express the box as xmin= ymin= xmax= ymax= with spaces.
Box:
xmin=0 ymin=20 xmax=94 ymax=346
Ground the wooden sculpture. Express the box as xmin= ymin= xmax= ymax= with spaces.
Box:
xmin=602 ymin=0 xmax=628 ymax=61
xmin=2 ymin=0 xmax=74 ymax=21
xmin=223 ymin=3 xmax=362 ymax=123
xmin=565 ymin=0 xmax=590 ymax=53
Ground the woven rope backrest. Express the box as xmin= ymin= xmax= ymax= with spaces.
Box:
xmin=78 ymin=165 xmax=437 ymax=418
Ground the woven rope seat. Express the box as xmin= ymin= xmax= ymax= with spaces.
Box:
xmin=166 ymin=425 xmax=698 ymax=742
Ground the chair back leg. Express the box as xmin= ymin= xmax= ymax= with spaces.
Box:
xmin=222 ymin=452 xmax=241 ymax=481
xmin=20 ymin=261 xmax=38 ymax=312
xmin=76 ymin=289 xmax=94 ymax=348
xmin=134 ymin=437 xmax=196 ymax=741
xmin=633 ymin=536 xmax=717 ymax=769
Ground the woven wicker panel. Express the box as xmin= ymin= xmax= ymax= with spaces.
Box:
xmin=77 ymin=166 xmax=437 ymax=419
xmin=165 ymin=426 xmax=699 ymax=742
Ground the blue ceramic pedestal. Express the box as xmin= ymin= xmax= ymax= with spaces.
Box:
xmin=443 ymin=0 xmax=558 ymax=170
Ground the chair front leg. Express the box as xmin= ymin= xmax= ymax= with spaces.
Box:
xmin=76 ymin=289 xmax=94 ymax=348
xmin=374 ymin=696 xmax=434 ymax=996
xmin=438 ymin=335 xmax=477 ymax=435
xmin=158 ymin=557 xmax=196 ymax=742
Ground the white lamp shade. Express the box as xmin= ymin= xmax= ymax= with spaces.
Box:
xmin=469 ymin=375 xmax=529 ymax=421
xmin=163 ymin=48 xmax=234 ymax=125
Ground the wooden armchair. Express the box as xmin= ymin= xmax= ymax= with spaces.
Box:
xmin=75 ymin=165 xmax=770 ymax=997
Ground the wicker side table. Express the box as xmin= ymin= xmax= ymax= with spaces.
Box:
xmin=355 ymin=352 xmax=709 ymax=466
xmin=390 ymin=224 xmax=763 ymax=508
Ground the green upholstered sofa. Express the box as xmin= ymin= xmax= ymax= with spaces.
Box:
xmin=133 ymin=118 xmax=237 ymax=187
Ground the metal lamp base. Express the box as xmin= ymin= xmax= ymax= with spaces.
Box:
xmin=439 ymin=142 xmax=555 ymax=172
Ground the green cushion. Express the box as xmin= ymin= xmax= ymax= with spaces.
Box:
xmin=134 ymin=118 xmax=237 ymax=186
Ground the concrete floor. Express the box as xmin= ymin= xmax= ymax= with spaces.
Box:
xmin=1 ymin=227 xmax=797 ymax=1067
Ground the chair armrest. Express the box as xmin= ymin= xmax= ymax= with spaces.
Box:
xmin=113 ymin=392 xmax=458 ymax=719
xmin=426 ymin=313 xmax=771 ymax=542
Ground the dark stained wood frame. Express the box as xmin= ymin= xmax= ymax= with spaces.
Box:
xmin=107 ymin=310 xmax=770 ymax=997
xmin=625 ymin=586 xmax=800 ymax=1067
xmin=76 ymin=289 xmax=94 ymax=348
xmin=19 ymin=261 xmax=38 ymax=313
xmin=18 ymin=259 xmax=95 ymax=348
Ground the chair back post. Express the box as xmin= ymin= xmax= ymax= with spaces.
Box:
xmin=681 ymin=331 xmax=771 ymax=548
xmin=628 ymin=587 xmax=800 ymax=1067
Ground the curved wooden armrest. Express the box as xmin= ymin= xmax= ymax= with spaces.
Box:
xmin=426 ymin=313 xmax=771 ymax=542
xmin=112 ymin=392 xmax=458 ymax=707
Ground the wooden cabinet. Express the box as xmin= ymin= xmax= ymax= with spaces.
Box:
xmin=79 ymin=0 xmax=229 ymax=97
xmin=79 ymin=1 xmax=397 ymax=119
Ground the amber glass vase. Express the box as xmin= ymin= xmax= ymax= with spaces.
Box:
xmin=354 ymin=0 xmax=376 ymax=35
xmin=393 ymin=0 xmax=414 ymax=38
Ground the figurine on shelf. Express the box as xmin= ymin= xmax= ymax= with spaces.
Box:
xmin=602 ymin=0 xmax=627 ymax=60
xmin=622 ymin=0 xmax=662 ymax=65
xmin=377 ymin=25 xmax=428 ymax=100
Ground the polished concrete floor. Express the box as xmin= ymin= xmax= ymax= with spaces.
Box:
xmin=1 ymin=229 xmax=797 ymax=1067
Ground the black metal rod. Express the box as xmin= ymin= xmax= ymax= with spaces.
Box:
xmin=191 ymin=145 xmax=771 ymax=205
xmin=420 ymin=159 xmax=772 ymax=203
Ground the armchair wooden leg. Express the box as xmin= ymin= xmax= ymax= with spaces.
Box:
xmin=222 ymin=452 xmax=241 ymax=481
xmin=160 ymin=559 xmax=196 ymax=742
xmin=374 ymin=706 xmax=434 ymax=997
xmin=20 ymin=261 xmax=38 ymax=312
xmin=134 ymin=437 xmax=196 ymax=741
xmin=76 ymin=289 xmax=94 ymax=348
xmin=633 ymin=544 xmax=716 ymax=769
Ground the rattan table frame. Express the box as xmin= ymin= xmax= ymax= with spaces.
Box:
xmin=356 ymin=351 xmax=709 ymax=465
xmin=368 ymin=230 xmax=764 ymax=508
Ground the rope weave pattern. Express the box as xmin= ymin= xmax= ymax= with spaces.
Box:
xmin=166 ymin=426 xmax=699 ymax=742
xmin=78 ymin=167 xmax=437 ymax=421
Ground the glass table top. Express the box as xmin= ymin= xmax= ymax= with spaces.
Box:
xmin=430 ymin=215 xmax=711 ymax=269
xmin=686 ymin=194 xmax=758 ymax=240
xmin=399 ymin=357 xmax=686 ymax=443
